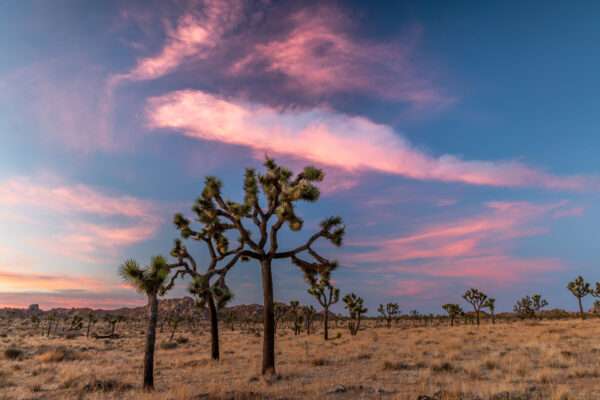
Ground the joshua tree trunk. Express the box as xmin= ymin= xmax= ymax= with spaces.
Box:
xmin=47 ymin=321 xmax=52 ymax=337
xmin=578 ymin=296 xmax=585 ymax=320
xmin=476 ymin=309 xmax=480 ymax=325
xmin=206 ymin=294 xmax=220 ymax=360
xmin=450 ymin=316 xmax=454 ymax=326
xmin=261 ymin=259 xmax=276 ymax=375
xmin=323 ymin=306 xmax=329 ymax=340
xmin=143 ymin=293 xmax=158 ymax=390
xmin=491 ymin=311 xmax=495 ymax=325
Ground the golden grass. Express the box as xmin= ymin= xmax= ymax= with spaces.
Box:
xmin=1 ymin=319 xmax=600 ymax=399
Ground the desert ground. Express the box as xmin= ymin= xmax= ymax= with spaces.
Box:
xmin=2 ymin=318 xmax=600 ymax=400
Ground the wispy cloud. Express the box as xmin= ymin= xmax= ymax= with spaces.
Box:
xmin=0 ymin=176 xmax=163 ymax=262
xmin=345 ymin=201 xmax=572 ymax=287
xmin=231 ymin=7 xmax=452 ymax=108
xmin=147 ymin=89 xmax=595 ymax=191
xmin=111 ymin=0 xmax=245 ymax=84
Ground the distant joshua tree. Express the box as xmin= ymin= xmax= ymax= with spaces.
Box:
xmin=567 ymin=276 xmax=590 ymax=320
xmin=67 ymin=314 xmax=83 ymax=331
xmin=168 ymin=317 xmax=181 ymax=342
xmin=308 ymin=273 xmax=340 ymax=340
xmin=224 ymin=310 xmax=236 ymax=332
xmin=343 ymin=293 xmax=367 ymax=336
xmin=462 ymin=288 xmax=488 ymax=325
xmin=377 ymin=302 xmax=400 ymax=329
xmin=120 ymin=255 xmax=171 ymax=391
xmin=303 ymin=306 xmax=317 ymax=335
xmin=30 ymin=315 xmax=41 ymax=331
xmin=274 ymin=304 xmax=286 ymax=334
xmin=86 ymin=312 xmax=98 ymax=338
xmin=442 ymin=304 xmax=463 ymax=326
xmin=514 ymin=294 xmax=548 ymax=319
xmin=483 ymin=298 xmax=496 ymax=324
xmin=589 ymin=282 xmax=600 ymax=314
xmin=289 ymin=301 xmax=303 ymax=335
xmin=45 ymin=313 xmax=55 ymax=337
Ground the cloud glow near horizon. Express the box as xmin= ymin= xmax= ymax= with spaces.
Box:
xmin=1 ymin=0 xmax=599 ymax=314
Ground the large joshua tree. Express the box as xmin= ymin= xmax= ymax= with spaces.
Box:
xmin=119 ymin=255 xmax=171 ymax=391
xmin=567 ymin=276 xmax=590 ymax=320
xmin=462 ymin=288 xmax=488 ymax=325
xmin=165 ymin=237 xmax=240 ymax=360
xmin=442 ymin=303 xmax=463 ymax=326
xmin=378 ymin=302 xmax=400 ymax=329
xmin=177 ymin=157 xmax=344 ymax=375
xmin=308 ymin=273 xmax=339 ymax=340
xmin=483 ymin=298 xmax=496 ymax=324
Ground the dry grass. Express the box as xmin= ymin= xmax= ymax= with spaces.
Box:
xmin=1 ymin=319 xmax=600 ymax=399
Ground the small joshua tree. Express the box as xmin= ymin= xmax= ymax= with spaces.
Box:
xmin=224 ymin=310 xmax=236 ymax=332
xmin=30 ymin=315 xmax=41 ymax=332
xmin=68 ymin=314 xmax=83 ymax=331
xmin=567 ymin=276 xmax=590 ymax=320
xmin=307 ymin=273 xmax=339 ymax=340
xmin=86 ymin=312 xmax=98 ymax=338
xmin=289 ymin=301 xmax=303 ymax=335
xmin=343 ymin=293 xmax=367 ymax=336
xmin=462 ymin=288 xmax=488 ymax=325
xmin=442 ymin=304 xmax=463 ymax=326
xmin=303 ymin=305 xmax=317 ymax=335
xmin=45 ymin=313 xmax=54 ymax=337
xmin=532 ymin=294 xmax=549 ymax=318
xmin=484 ymin=298 xmax=496 ymax=324
xmin=377 ymin=302 xmax=399 ymax=329
xmin=120 ymin=255 xmax=171 ymax=390
xmin=274 ymin=304 xmax=286 ymax=334
xmin=168 ymin=317 xmax=180 ymax=342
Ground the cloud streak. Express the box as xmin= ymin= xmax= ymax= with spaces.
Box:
xmin=0 ymin=176 xmax=163 ymax=262
xmin=147 ymin=89 xmax=594 ymax=191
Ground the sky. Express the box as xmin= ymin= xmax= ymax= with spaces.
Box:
xmin=1 ymin=0 xmax=600 ymax=315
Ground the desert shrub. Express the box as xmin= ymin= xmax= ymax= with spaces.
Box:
xmin=383 ymin=361 xmax=412 ymax=371
xmin=160 ymin=341 xmax=177 ymax=350
xmin=0 ymin=370 xmax=12 ymax=388
xmin=3 ymin=346 xmax=23 ymax=360
xmin=430 ymin=361 xmax=454 ymax=373
xmin=81 ymin=376 xmax=132 ymax=393
xmin=483 ymin=360 xmax=497 ymax=370
xmin=312 ymin=357 xmax=327 ymax=366
xmin=64 ymin=330 xmax=82 ymax=339
xmin=37 ymin=350 xmax=65 ymax=362
xmin=176 ymin=335 xmax=189 ymax=344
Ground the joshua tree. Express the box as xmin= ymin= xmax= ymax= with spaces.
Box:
xmin=343 ymin=293 xmax=367 ymax=336
xmin=567 ymin=276 xmax=590 ymax=320
xmin=224 ymin=311 xmax=236 ymax=332
xmin=289 ymin=301 xmax=303 ymax=335
xmin=168 ymin=317 xmax=180 ymax=342
xmin=67 ymin=314 xmax=83 ymax=331
xmin=120 ymin=255 xmax=171 ymax=391
xmin=442 ymin=304 xmax=463 ymax=326
xmin=462 ymin=288 xmax=488 ymax=325
xmin=377 ymin=302 xmax=400 ymax=329
xmin=86 ymin=312 xmax=98 ymax=338
xmin=166 ymin=237 xmax=238 ymax=361
xmin=45 ymin=313 xmax=54 ymax=337
xmin=274 ymin=303 xmax=286 ymax=334
xmin=308 ymin=274 xmax=340 ymax=340
xmin=303 ymin=305 xmax=317 ymax=335
xmin=484 ymin=298 xmax=496 ymax=324
xmin=589 ymin=282 xmax=600 ymax=314
xmin=532 ymin=294 xmax=549 ymax=317
xmin=30 ymin=315 xmax=41 ymax=331
xmin=513 ymin=294 xmax=548 ymax=319
xmin=176 ymin=158 xmax=345 ymax=375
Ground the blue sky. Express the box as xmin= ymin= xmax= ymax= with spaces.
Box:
xmin=1 ymin=0 xmax=599 ymax=315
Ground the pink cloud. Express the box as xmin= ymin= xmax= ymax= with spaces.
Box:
xmin=0 ymin=176 xmax=162 ymax=262
xmin=147 ymin=89 xmax=595 ymax=191
xmin=112 ymin=1 xmax=244 ymax=84
xmin=231 ymin=7 xmax=452 ymax=108
xmin=345 ymin=200 xmax=574 ymax=288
